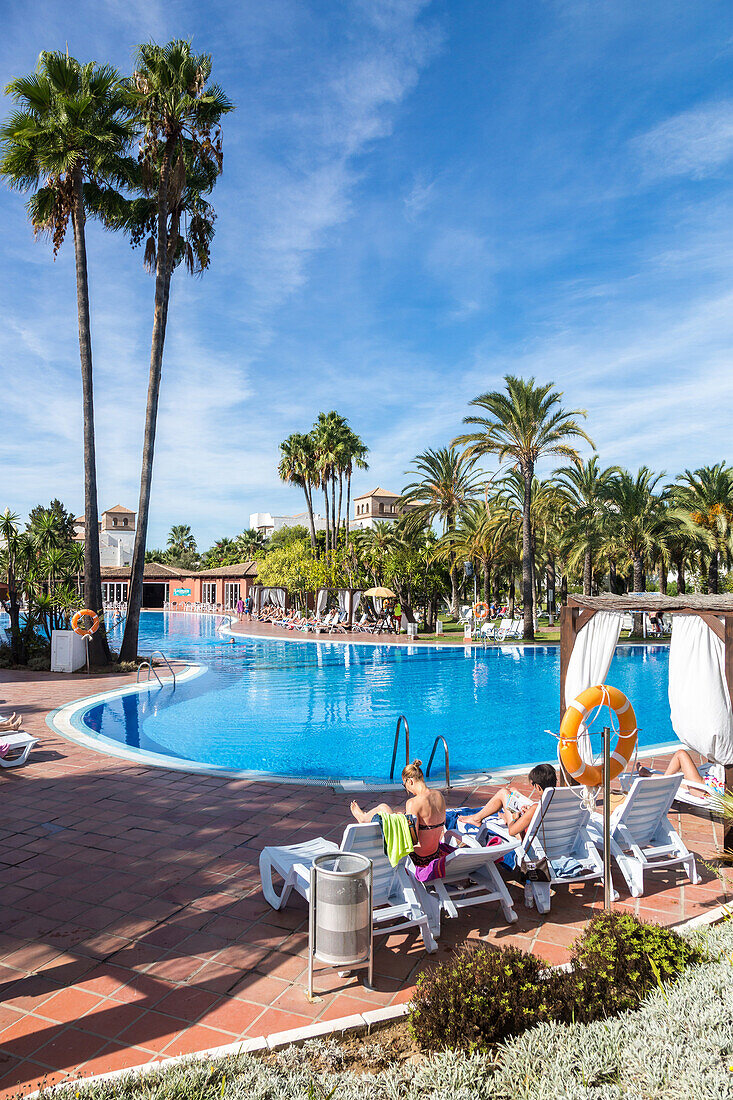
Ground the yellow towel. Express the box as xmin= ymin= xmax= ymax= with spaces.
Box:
xmin=378 ymin=811 xmax=415 ymax=867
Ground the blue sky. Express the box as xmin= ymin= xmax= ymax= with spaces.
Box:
xmin=2 ymin=0 xmax=733 ymax=549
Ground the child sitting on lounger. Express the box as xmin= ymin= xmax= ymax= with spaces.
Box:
xmin=457 ymin=763 xmax=557 ymax=838
xmin=350 ymin=759 xmax=447 ymax=867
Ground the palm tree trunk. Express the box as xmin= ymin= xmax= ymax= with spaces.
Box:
xmin=632 ymin=551 xmax=644 ymax=635
xmin=583 ymin=548 xmax=592 ymax=596
xmin=546 ymin=557 xmax=556 ymax=626
xmin=120 ymin=150 xmax=173 ymax=663
xmin=71 ymin=170 xmax=109 ymax=665
xmin=336 ymin=472 xmax=343 ymax=546
xmin=508 ymin=567 xmax=515 ymax=618
xmin=450 ymin=566 xmax=459 ymax=618
xmin=658 ymin=555 xmax=667 ymax=595
xmin=708 ymin=552 xmax=719 ymax=595
xmin=609 ymin=558 xmax=618 ymax=594
xmin=521 ymin=465 xmax=534 ymax=640
xmin=483 ymin=559 xmax=490 ymax=603
xmin=675 ymin=553 xmax=686 ymax=595
xmin=345 ymin=470 xmax=352 ymax=547
xmin=303 ymin=480 xmax=317 ymax=551
xmin=323 ymin=481 xmax=330 ymax=557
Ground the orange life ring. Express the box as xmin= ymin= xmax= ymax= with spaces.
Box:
xmin=72 ymin=609 xmax=100 ymax=637
xmin=559 ymin=684 xmax=637 ymax=787
xmin=473 ymin=601 xmax=489 ymax=621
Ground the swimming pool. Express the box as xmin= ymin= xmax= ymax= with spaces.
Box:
xmin=52 ymin=612 xmax=678 ymax=783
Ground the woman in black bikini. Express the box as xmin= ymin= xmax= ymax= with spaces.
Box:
xmin=349 ymin=759 xmax=447 ymax=865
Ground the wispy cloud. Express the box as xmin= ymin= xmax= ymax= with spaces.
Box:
xmin=633 ymin=100 xmax=733 ymax=180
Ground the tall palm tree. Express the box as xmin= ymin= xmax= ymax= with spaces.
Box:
xmin=607 ymin=468 xmax=668 ymax=625
xmin=454 ymin=376 xmax=592 ymax=639
xmin=120 ymin=41 xmax=233 ymax=662
xmin=1 ymin=53 xmax=132 ymax=663
xmin=342 ymin=430 xmax=369 ymax=546
xmin=673 ymin=464 xmax=733 ymax=594
xmin=556 ymin=457 xmax=618 ymax=595
xmin=400 ymin=447 xmax=481 ymax=617
xmin=278 ymin=433 xmax=319 ymax=550
xmin=312 ymin=411 xmax=347 ymax=554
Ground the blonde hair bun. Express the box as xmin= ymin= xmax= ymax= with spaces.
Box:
xmin=402 ymin=759 xmax=425 ymax=783
xmin=413 ymin=759 xmax=422 ymax=767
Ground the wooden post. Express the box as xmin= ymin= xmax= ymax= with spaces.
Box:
xmin=559 ymin=605 xmax=579 ymax=721
xmin=724 ymin=615 xmax=733 ymax=854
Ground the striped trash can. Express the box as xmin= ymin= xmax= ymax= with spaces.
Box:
xmin=308 ymin=851 xmax=373 ymax=998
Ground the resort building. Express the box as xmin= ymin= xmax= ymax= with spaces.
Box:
xmin=166 ymin=561 xmax=258 ymax=610
xmin=101 ymin=562 xmax=189 ymax=608
xmin=74 ymin=504 xmax=136 ymax=567
xmin=351 ymin=487 xmax=414 ymax=529
xmin=249 ymin=510 xmax=327 ymax=538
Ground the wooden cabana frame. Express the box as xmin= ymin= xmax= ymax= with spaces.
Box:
xmin=560 ymin=594 xmax=733 ymax=840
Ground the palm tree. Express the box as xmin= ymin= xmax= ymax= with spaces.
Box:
xmin=673 ymin=464 xmax=733 ymax=594
xmin=119 ymin=41 xmax=233 ymax=662
xmin=454 ymin=376 xmax=592 ymax=640
xmin=1 ymin=52 xmax=132 ymax=664
xmin=236 ymin=528 xmax=267 ymax=560
xmin=607 ymin=468 xmax=668 ymax=627
xmin=556 ymin=457 xmax=617 ymax=595
xmin=278 ymin=433 xmax=319 ymax=550
xmin=341 ymin=430 xmax=369 ymax=546
xmin=312 ymin=411 xmax=347 ymax=554
xmin=400 ymin=447 xmax=481 ymax=617
xmin=166 ymin=524 xmax=196 ymax=559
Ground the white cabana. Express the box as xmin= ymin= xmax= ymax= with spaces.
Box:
xmin=669 ymin=615 xmax=733 ymax=766
xmin=564 ymin=611 xmax=624 ymax=765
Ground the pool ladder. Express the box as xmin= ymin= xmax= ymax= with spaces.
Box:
xmin=389 ymin=714 xmax=451 ymax=789
xmin=136 ymin=650 xmax=176 ymax=687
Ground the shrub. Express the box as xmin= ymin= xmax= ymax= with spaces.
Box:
xmin=409 ymin=943 xmax=560 ymax=1052
xmin=567 ymin=910 xmax=704 ymax=1021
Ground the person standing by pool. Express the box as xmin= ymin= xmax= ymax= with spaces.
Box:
xmin=236 ymin=596 xmax=244 ymax=620
xmin=244 ymin=593 xmax=253 ymax=621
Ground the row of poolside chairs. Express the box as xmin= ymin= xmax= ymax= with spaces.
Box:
xmin=473 ymin=617 xmax=523 ymax=644
xmin=259 ymin=773 xmax=700 ymax=951
xmin=254 ymin=606 xmax=397 ymax=635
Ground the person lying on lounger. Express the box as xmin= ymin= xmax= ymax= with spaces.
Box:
xmin=0 ymin=714 xmax=22 ymax=731
xmin=350 ymin=759 xmax=448 ymax=868
xmin=457 ymin=763 xmax=557 ymax=837
xmin=638 ymin=748 xmax=723 ymax=799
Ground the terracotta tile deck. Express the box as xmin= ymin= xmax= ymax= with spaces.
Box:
xmin=0 ymin=663 xmax=728 ymax=1097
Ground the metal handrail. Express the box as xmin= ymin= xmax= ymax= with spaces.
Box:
xmin=389 ymin=714 xmax=410 ymax=782
xmin=149 ymin=650 xmax=176 ymax=685
xmin=426 ymin=735 xmax=451 ymax=788
xmin=136 ymin=660 xmax=162 ymax=686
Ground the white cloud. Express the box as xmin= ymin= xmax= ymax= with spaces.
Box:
xmin=634 ymin=100 xmax=733 ymax=180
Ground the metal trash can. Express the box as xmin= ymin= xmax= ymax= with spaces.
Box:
xmin=308 ymin=851 xmax=373 ymax=997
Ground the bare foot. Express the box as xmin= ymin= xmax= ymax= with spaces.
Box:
xmin=458 ymin=814 xmax=482 ymax=828
xmin=350 ymin=800 xmax=368 ymax=823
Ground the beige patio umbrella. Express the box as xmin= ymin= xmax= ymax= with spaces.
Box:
xmin=363 ymin=586 xmax=397 ymax=598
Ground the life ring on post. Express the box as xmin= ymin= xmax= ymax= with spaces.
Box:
xmin=559 ymin=684 xmax=637 ymax=787
xmin=472 ymin=601 xmax=489 ymax=621
xmin=72 ymin=609 xmax=100 ymax=638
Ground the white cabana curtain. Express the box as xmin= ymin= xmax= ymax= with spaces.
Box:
xmin=564 ymin=611 xmax=624 ymax=764
xmin=669 ymin=616 xmax=733 ymax=765
xmin=316 ymin=588 xmax=328 ymax=616
xmin=350 ymin=590 xmax=362 ymax=621
xmin=271 ymin=587 xmax=286 ymax=610
xmin=336 ymin=589 xmax=348 ymax=614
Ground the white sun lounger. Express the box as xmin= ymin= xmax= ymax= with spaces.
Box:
xmin=408 ymin=831 xmax=519 ymax=925
xmin=514 ymin=787 xmax=610 ymax=913
xmin=259 ymin=821 xmax=439 ymax=952
xmin=0 ymin=731 xmax=38 ymax=768
xmin=495 ymin=618 xmax=513 ymax=641
xmin=618 ymin=764 xmax=720 ymax=811
xmin=589 ymin=774 xmax=700 ymax=898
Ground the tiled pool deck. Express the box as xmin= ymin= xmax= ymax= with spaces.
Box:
xmin=0 ymin=662 xmax=728 ymax=1097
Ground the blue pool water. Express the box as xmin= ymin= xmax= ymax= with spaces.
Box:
xmin=72 ymin=613 xmax=676 ymax=782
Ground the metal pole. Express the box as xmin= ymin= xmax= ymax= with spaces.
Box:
xmin=366 ymin=861 xmax=374 ymax=990
xmin=308 ymin=864 xmax=316 ymax=999
xmin=602 ymin=724 xmax=612 ymax=910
